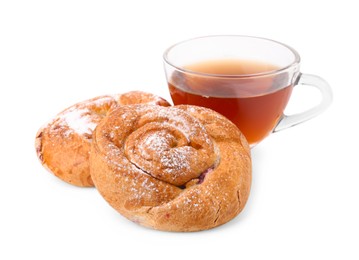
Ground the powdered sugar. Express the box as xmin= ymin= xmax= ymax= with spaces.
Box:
xmin=150 ymin=108 xmax=194 ymax=141
xmin=160 ymin=148 xmax=191 ymax=174
xmin=59 ymin=108 xmax=97 ymax=135
xmin=144 ymin=131 xmax=171 ymax=150
xmin=90 ymin=96 xmax=114 ymax=107
xmin=138 ymin=130 xmax=175 ymax=159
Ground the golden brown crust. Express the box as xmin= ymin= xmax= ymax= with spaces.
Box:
xmin=36 ymin=91 xmax=170 ymax=187
xmin=90 ymin=104 xmax=251 ymax=231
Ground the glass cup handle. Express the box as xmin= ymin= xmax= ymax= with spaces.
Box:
xmin=274 ymin=73 xmax=333 ymax=132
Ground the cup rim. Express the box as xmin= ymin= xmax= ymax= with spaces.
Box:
xmin=163 ymin=35 xmax=301 ymax=78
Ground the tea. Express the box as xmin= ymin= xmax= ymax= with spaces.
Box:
xmin=168 ymin=59 xmax=293 ymax=145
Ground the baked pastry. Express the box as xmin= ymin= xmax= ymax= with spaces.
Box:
xmin=91 ymin=104 xmax=251 ymax=231
xmin=35 ymin=91 xmax=170 ymax=187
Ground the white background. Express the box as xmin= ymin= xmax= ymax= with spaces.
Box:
xmin=1 ymin=0 xmax=358 ymax=259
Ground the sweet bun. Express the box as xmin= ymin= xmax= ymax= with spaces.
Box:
xmin=35 ymin=91 xmax=170 ymax=187
xmin=90 ymin=104 xmax=251 ymax=231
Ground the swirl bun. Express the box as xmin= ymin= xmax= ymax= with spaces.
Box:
xmin=35 ymin=91 xmax=170 ymax=187
xmin=91 ymin=104 xmax=251 ymax=231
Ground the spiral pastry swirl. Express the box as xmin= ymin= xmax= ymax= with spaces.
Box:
xmin=91 ymin=104 xmax=251 ymax=231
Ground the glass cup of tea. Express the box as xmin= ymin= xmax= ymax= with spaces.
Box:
xmin=163 ymin=35 xmax=333 ymax=147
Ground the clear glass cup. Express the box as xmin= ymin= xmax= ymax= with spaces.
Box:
xmin=163 ymin=35 xmax=333 ymax=147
